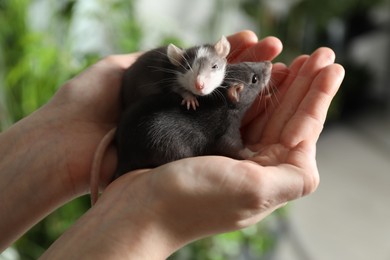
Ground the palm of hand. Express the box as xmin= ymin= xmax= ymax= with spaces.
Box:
xmin=240 ymin=46 xmax=343 ymax=199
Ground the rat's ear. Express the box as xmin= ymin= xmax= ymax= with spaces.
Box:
xmin=214 ymin=36 xmax=231 ymax=58
xmin=167 ymin=44 xmax=184 ymax=66
xmin=227 ymin=83 xmax=244 ymax=103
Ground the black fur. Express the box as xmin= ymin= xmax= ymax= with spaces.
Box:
xmin=114 ymin=62 xmax=271 ymax=178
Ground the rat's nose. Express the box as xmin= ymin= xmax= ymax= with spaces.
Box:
xmin=263 ymin=61 xmax=272 ymax=70
xmin=195 ymin=78 xmax=205 ymax=91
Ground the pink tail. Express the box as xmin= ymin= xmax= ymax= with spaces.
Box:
xmin=90 ymin=128 xmax=116 ymax=206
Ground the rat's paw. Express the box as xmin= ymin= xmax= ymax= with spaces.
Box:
xmin=239 ymin=147 xmax=258 ymax=159
xmin=181 ymin=95 xmax=199 ymax=110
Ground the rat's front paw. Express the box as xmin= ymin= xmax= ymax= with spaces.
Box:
xmin=239 ymin=147 xmax=258 ymax=159
xmin=181 ymin=94 xmax=199 ymax=110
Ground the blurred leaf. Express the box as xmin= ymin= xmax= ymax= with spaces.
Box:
xmin=1 ymin=0 xmax=141 ymax=258
xmin=160 ymin=36 xmax=185 ymax=47
xmin=14 ymin=196 xmax=90 ymax=259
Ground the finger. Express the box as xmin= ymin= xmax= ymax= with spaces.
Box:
xmin=227 ymin=30 xmax=259 ymax=61
xmin=229 ymin=36 xmax=283 ymax=63
xmin=269 ymin=55 xmax=310 ymax=105
xmin=260 ymin=47 xmax=336 ymax=146
xmin=242 ymin=55 xmax=309 ymax=145
xmin=280 ymin=63 xmax=345 ymax=147
xmin=230 ymin=156 xmax=319 ymax=221
xmin=102 ymin=52 xmax=144 ymax=69
xmin=227 ymin=30 xmax=258 ymax=47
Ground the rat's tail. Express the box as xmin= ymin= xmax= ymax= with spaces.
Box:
xmin=90 ymin=128 xmax=116 ymax=206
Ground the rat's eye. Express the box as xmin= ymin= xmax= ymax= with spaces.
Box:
xmin=212 ymin=64 xmax=218 ymax=69
xmin=252 ymin=74 xmax=259 ymax=83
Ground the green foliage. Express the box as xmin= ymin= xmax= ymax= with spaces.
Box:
xmin=5 ymin=32 xmax=75 ymax=122
xmin=111 ymin=0 xmax=143 ymax=52
xmin=0 ymin=0 xmax=85 ymax=126
xmin=0 ymin=0 xmax=141 ymax=259
xmin=0 ymin=0 xmax=142 ymax=127
xmin=0 ymin=0 xmax=29 ymax=129
xmin=160 ymin=36 xmax=185 ymax=48
xmin=170 ymin=209 xmax=287 ymax=260
xmin=14 ymin=196 xmax=90 ymax=260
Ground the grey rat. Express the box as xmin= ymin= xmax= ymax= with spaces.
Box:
xmin=121 ymin=36 xmax=230 ymax=110
xmin=113 ymin=61 xmax=272 ymax=180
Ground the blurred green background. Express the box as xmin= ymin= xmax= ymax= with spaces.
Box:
xmin=1 ymin=0 xmax=389 ymax=259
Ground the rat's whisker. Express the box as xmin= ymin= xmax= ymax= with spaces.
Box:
xmin=212 ymin=88 xmax=227 ymax=106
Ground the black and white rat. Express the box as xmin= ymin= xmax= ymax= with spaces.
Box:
xmin=121 ymin=36 xmax=230 ymax=110
xmin=113 ymin=61 xmax=272 ymax=179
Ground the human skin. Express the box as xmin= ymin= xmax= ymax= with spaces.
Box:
xmin=0 ymin=30 xmax=344 ymax=259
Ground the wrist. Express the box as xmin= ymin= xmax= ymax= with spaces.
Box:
xmin=42 ymin=172 xmax=182 ymax=259
xmin=0 ymin=110 xmax=76 ymax=249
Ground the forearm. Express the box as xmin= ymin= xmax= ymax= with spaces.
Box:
xmin=40 ymin=173 xmax=179 ymax=260
xmin=0 ymin=110 xmax=75 ymax=250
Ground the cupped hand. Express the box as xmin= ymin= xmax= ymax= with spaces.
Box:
xmin=93 ymin=45 xmax=344 ymax=255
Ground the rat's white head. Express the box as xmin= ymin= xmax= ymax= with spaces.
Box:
xmin=167 ymin=36 xmax=231 ymax=96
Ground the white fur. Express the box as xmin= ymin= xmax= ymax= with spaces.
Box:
xmin=178 ymin=61 xmax=226 ymax=95
xmin=196 ymin=67 xmax=225 ymax=95
xmin=196 ymin=46 xmax=212 ymax=59
xmin=177 ymin=45 xmax=227 ymax=96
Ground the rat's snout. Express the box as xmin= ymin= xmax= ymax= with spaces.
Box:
xmin=195 ymin=76 xmax=205 ymax=91
xmin=261 ymin=61 xmax=272 ymax=76
xmin=261 ymin=61 xmax=272 ymax=85
xmin=263 ymin=61 xmax=272 ymax=70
